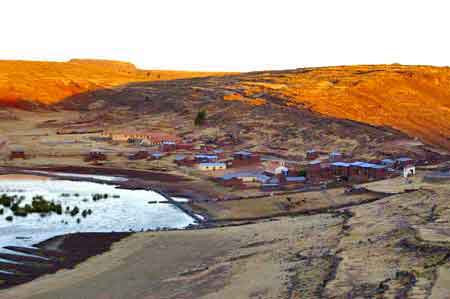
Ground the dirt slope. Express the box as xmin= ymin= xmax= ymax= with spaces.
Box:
xmin=0 ymin=59 xmax=228 ymax=105
xmin=231 ymin=65 xmax=450 ymax=150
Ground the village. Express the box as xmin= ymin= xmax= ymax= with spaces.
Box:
xmin=6 ymin=129 xmax=421 ymax=199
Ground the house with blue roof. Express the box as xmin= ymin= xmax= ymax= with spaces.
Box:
xmin=194 ymin=154 xmax=218 ymax=163
xmin=348 ymin=161 xmax=387 ymax=181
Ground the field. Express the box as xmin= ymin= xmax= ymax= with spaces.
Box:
xmin=192 ymin=188 xmax=385 ymax=221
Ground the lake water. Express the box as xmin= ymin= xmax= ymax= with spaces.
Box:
xmin=23 ymin=170 xmax=127 ymax=182
xmin=0 ymin=176 xmax=196 ymax=252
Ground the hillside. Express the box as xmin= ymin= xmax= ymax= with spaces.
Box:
xmin=0 ymin=61 xmax=449 ymax=151
xmin=231 ymin=65 xmax=450 ymax=151
xmin=52 ymin=64 xmax=450 ymax=153
xmin=0 ymin=59 xmax=227 ymax=105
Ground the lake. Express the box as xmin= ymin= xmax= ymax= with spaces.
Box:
xmin=0 ymin=175 xmax=196 ymax=253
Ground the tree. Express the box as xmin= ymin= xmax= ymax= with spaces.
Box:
xmin=194 ymin=110 xmax=207 ymax=126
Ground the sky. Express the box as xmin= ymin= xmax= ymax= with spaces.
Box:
xmin=1 ymin=0 xmax=450 ymax=71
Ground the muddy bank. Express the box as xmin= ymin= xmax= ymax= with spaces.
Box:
xmin=0 ymin=232 xmax=131 ymax=290
xmin=0 ymin=165 xmax=215 ymax=202
xmin=0 ymin=165 xmax=189 ymax=182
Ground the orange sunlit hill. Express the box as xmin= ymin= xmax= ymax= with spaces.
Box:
xmin=0 ymin=59 xmax=230 ymax=105
xmin=0 ymin=60 xmax=449 ymax=151
xmin=222 ymin=65 xmax=450 ymax=150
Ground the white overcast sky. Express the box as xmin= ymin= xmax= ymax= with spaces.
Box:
xmin=1 ymin=0 xmax=449 ymax=71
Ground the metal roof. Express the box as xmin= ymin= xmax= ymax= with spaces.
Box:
xmin=396 ymin=157 xmax=413 ymax=162
xmin=233 ymin=151 xmax=253 ymax=156
xmin=286 ymin=176 xmax=306 ymax=182
xmin=195 ymin=154 xmax=218 ymax=159
xmin=381 ymin=159 xmax=395 ymax=163
xmin=350 ymin=161 xmax=386 ymax=169
xmin=331 ymin=162 xmax=351 ymax=167
xmin=199 ymin=162 xmax=226 ymax=167
xmin=221 ymin=171 xmax=270 ymax=182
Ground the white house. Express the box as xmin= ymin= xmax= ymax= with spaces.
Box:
xmin=403 ymin=165 xmax=416 ymax=178
xmin=274 ymin=165 xmax=289 ymax=175
xmin=197 ymin=162 xmax=227 ymax=171
xmin=265 ymin=159 xmax=288 ymax=175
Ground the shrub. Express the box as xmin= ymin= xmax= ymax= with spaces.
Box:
xmin=10 ymin=203 xmax=19 ymax=212
xmin=194 ymin=110 xmax=207 ymax=126
xmin=0 ymin=194 xmax=14 ymax=207
xmin=92 ymin=193 xmax=109 ymax=201
xmin=70 ymin=206 xmax=80 ymax=217
xmin=14 ymin=209 xmax=28 ymax=217
xmin=55 ymin=204 xmax=63 ymax=215
xmin=5 ymin=216 xmax=13 ymax=221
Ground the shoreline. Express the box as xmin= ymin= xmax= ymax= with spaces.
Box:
xmin=0 ymin=164 xmax=213 ymax=216
xmin=0 ymin=166 xmax=214 ymax=290
xmin=0 ymin=232 xmax=132 ymax=290
xmin=0 ymin=165 xmax=214 ymax=202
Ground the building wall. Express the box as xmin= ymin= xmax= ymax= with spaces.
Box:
xmin=10 ymin=151 xmax=25 ymax=160
xmin=332 ymin=165 xmax=349 ymax=177
xmin=198 ymin=164 xmax=227 ymax=171
xmin=403 ymin=166 xmax=416 ymax=178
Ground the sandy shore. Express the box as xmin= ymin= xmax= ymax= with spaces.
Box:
xmin=0 ymin=215 xmax=344 ymax=299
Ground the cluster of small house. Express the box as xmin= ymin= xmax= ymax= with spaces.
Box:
xmin=100 ymin=131 xmax=182 ymax=146
xmin=84 ymin=132 xmax=418 ymax=191
xmin=303 ymin=150 xmax=416 ymax=183
xmin=308 ymin=157 xmax=415 ymax=183
xmin=211 ymin=151 xmax=417 ymax=191
xmin=215 ymin=160 xmax=307 ymax=191
xmin=9 ymin=130 xmax=419 ymax=193
xmin=85 ymin=131 xmax=187 ymax=162
xmin=175 ymin=150 xmax=260 ymax=170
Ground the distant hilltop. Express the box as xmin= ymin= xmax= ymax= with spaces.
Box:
xmin=0 ymin=59 xmax=229 ymax=105
xmin=67 ymin=59 xmax=138 ymax=72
